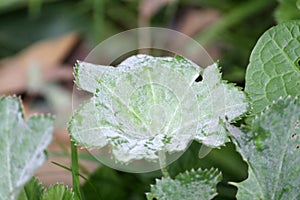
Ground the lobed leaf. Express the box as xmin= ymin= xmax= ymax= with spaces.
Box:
xmin=146 ymin=168 xmax=222 ymax=200
xmin=230 ymin=96 xmax=300 ymax=199
xmin=69 ymin=55 xmax=248 ymax=162
xmin=18 ymin=178 xmax=43 ymax=200
xmin=41 ymin=185 xmax=78 ymax=200
xmin=18 ymin=178 xmax=78 ymax=200
xmin=0 ymin=96 xmax=54 ymax=200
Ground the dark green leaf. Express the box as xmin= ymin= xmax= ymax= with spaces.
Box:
xmin=81 ymin=165 xmax=151 ymax=200
xmin=245 ymin=21 xmax=300 ymax=114
xmin=275 ymin=0 xmax=300 ymax=22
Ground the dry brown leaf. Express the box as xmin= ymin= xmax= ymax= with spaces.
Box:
xmin=0 ymin=32 xmax=79 ymax=94
xmin=139 ymin=0 xmax=175 ymax=28
xmin=139 ymin=0 xmax=175 ymax=19
xmin=176 ymin=8 xmax=220 ymax=37
xmin=172 ymin=8 xmax=221 ymax=63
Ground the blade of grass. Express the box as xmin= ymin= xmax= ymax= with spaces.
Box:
xmin=71 ymin=140 xmax=84 ymax=200
xmin=52 ymin=161 xmax=103 ymax=200
xmin=196 ymin=0 xmax=274 ymax=45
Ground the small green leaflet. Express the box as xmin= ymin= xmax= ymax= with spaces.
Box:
xmin=18 ymin=178 xmax=43 ymax=200
xmin=0 ymin=96 xmax=54 ymax=200
xmin=245 ymin=21 xmax=300 ymax=114
xmin=41 ymin=185 xmax=78 ymax=200
xmin=18 ymin=177 xmax=78 ymax=200
xmin=230 ymin=96 xmax=300 ymax=199
xmin=69 ymin=54 xmax=248 ymax=162
xmin=146 ymin=168 xmax=222 ymax=200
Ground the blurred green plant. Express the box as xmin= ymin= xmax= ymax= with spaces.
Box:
xmin=275 ymin=0 xmax=300 ymax=22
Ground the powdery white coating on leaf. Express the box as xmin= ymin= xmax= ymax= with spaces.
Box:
xmin=230 ymin=96 xmax=300 ymax=199
xmin=146 ymin=168 xmax=222 ymax=200
xmin=0 ymin=96 xmax=54 ymax=200
xmin=193 ymin=64 xmax=248 ymax=147
xmin=69 ymin=55 xmax=248 ymax=162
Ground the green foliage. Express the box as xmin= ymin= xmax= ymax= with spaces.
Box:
xmin=168 ymin=142 xmax=248 ymax=200
xmin=245 ymin=21 xmax=300 ymax=114
xmin=69 ymin=55 xmax=247 ymax=163
xmin=275 ymin=0 xmax=300 ymax=22
xmin=146 ymin=168 xmax=222 ymax=200
xmin=230 ymin=96 xmax=300 ymax=199
xmin=18 ymin=178 xmax=43 ymax=200
xmin=0 ymin=96 xmax=54 ymax=200
xmin=41 ymin=184 xmax=78 ymax=200
xmin=81 ymin=166 xmax=155 ymax=200
xmin=0 ymin=1 xmax=87 ymax=58
xmin=18 ymin=177 xmax=78 ymax=200
xmin=0 ymin=0 xmax=138 ymax=58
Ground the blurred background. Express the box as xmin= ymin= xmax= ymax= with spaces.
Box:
xmin=0 ymin=0 xmax=298 ymax=199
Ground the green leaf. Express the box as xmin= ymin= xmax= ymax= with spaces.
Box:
xmin=81 ymin=165 xmax=128 ymax=200
xmin=0 ymin=96 xmax=54 ymax=200
xmin=230 ymin=96 xmax=300 ymax=199
xmin=146 ymin=168 xmax=222 ymax=200
xmin=245 ymin=21 xmax=300 ymax=114
xmin=18 ymin=178 xmax=43 ymax=200
xmin=18 ymin=177 xmax=78 ymax=200
xmin=82 ymin=165 xmax=152 ymax=200
xmin=275 ymin=0 xmax=300 ymax=23
xmin=69 ymin=55 xmax=248 ymax=162
xmin=41 ymin=185 xmax=78 ymax=200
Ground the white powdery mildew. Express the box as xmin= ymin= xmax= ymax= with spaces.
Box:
xmin=193 ymin=64 xmax=248 ymax=147
xmin=70 ymin=55 xmax=248 ymax=163
xmin=0 ymin=97 xmax=54 ymax=200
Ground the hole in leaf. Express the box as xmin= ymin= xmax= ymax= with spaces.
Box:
xmin=296 ymin=145 xmax=300 ymax=149
xmin=295 ymin=58 xmax=300 ymax=69
xmin=295 ymin=120 xmax=299 ymax=129
xmin=195 ymin=74 xmax=203 ymax=82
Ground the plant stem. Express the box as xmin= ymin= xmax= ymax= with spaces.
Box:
xmin=71 ymin=140 xmax=83 ymax=200
xmin=196 ymin=0 xmax=274 ymax=45
xmin=159 ymin=151 xmax=170 ymax=177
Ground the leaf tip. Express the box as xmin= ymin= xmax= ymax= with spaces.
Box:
xmin=228 ymin=181 xmax=238 ymax=187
